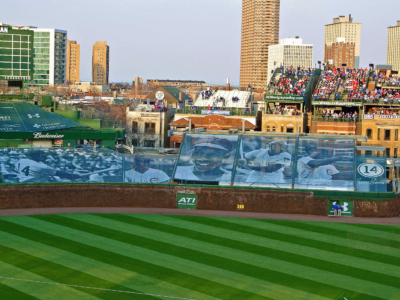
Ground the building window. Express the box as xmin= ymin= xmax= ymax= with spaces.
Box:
xmin=132 ymin=121 xmax=138 ymax=133
xmin=378 ymin=129 xmax=381 ymax=141
xmin=366 ymin=129 xmax=373 ymax=140
xmin=396 ymin=129 xmax=399 ymax=141
xmin=266 ymin=126 xmax=270 ymax=132
xmin=145 ymin=123 xmax=156 ymax=134
xmin=395 ymin=148 xmax=398 ymax=158
xmin=385 ymin=130 xmax=391 ymax=141
xmin=366 ymin=150 xmax=372 ymax=156
xmin=144 ymin=140 xmax=155 ymax=147
xmin=272 ymin=126 xmax=276 ymax=132
xmin=386 ymin=148 xmax=391 ymax=157
xmin=132 ymin=139 xmax=138 ymax=147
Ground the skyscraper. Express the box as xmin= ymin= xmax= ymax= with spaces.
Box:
xmin=387 ymin=21 xmax=400 ymax=72
xmin=29 ymin=28 xmax=67 ymax=86
xmin=240 ymin=0 xmax=280 ymax=90
xmin=92 ymin=41 xmax=109 ymax=85
xmin=66 ymin=40 xmax=80 ymax=84
xmin=324 ymin=15 xmax=361 ymax=68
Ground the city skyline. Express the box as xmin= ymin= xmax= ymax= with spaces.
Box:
xmin=2 ymin=0 xmax=399 ymax=85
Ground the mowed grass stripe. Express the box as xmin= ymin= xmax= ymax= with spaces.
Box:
xmin=0 ymin=282 xmax=41 ymax=300
xmin=124 ymin=214 xmax=400 ymax=279
xmin=34 ymin=214 xmax=388 ymax=300
xmin=297 ymin=221 xmax=400 ymax=242
xmin=10 ymin=216 xmax=316 ymax=300
xmin=63 ymin=214 xmax=337 ymax=300
xmin=0 ymin=218 xmax=267 ymax=300
xmin=0 ymin=231 xmax=219 ymax=300
xmin=257 ymin=219 xmax=400 ymax=248
xmin=0 ymin=260 xmax=103 ymax=300
xmin=346 ymin=223 xmax=400 ymax=235
xmin=216 ymin=217 xmax=400 ymax=258
xmin=0 ymin=244 xmax=160 ymax=300
xmin=166 ymin=215 xmax=400 ymax=263
xmin=72 ymin=213 xmax=400 ymax=300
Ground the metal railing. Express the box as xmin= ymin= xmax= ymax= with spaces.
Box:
xmin=312 ymin=116 xmax=361 ymax=123
xmin=177 ymin=107 xmax=257 ymax=116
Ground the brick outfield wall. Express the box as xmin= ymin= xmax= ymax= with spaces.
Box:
xmin=0 ymin=185 xmax=399 ymax=218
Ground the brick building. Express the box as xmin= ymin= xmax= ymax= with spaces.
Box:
xmin=325 ymin=38 xmax=356 ymax=68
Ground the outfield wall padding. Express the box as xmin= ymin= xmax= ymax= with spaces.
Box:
xmin=0 ymin=184 xmax=399 ymax=218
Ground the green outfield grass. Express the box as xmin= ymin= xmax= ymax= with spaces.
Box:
xmin=0 ymin=214 xmax=399 ymax=300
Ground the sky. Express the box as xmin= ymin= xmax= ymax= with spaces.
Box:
xmin=2 ymin=0 xmax=398 ymax=85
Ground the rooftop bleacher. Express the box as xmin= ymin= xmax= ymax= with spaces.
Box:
xmin=312 ymin=67 xmax=370 ymax=102
xmin=266 ymin=67 xmax=313 ymax=97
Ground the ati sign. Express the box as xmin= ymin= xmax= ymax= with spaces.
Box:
xmin=177 ymin=193 xmax=197 ymax=209
xmin=328 ymin=200 xmax=354 ymax=217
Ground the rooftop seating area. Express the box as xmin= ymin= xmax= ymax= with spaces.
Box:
xmin=374 ymin=72 xmax=400 ymax=87
xmin=193 ymin=89 xmax=251 ymax=108
xmin=266 ymin=67 xmax=313 ymax=96
xmin=313 ymin=68 xmax=370 ymax=102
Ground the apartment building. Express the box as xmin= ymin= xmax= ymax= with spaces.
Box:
xmin=240 ymin=0 xmax=280 ymax=90
xmin=92 ymin=41 xmax=109 ymax=85
xmin=325 ymin=15 xmax=361 ymax=68
xmin=66 ymin=40 xmax=80 ymax=83
xmin=325 ymin=38 xmax=356 ymax=68
xmin=387 ymin=21 xmax=400 ymax=72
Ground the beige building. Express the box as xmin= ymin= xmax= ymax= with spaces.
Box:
xmin=66 ymin=40 xmax=80 ymax=84
xmin=69 ymin=82 xmax=111 ymax=93
xmin=387 ymin=21 xmax=400 ymax=72
xmin=325 ymin=38 xmax=356 ymax=68
xmin=325 ymin=15 xmax=361 ymax=68
xmin=126 ymin=109 xmax=173 ymax=148
xmin=92 ymin=41 xmax=109 ymax=85
xmin=240 ymin=0 xmax=280 ymax=91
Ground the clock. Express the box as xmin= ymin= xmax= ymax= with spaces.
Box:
xmin=155 ymin=91 xmax=165 ymax=100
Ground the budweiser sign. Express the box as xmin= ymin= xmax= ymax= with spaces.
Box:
xmin=33 ymin=132 xmax=64 ymax=139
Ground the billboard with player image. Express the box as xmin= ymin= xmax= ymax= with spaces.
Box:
xmin=123 ymin=154 xmax=177 ymax=183
xmin=0 ymin=148 xmax=123 ymax=183
xmin=294 ymin=137 xmax=355 ymax=191
xmin=173 ymin=134 xmax=239 ymax=185
xmin=233 ymin=135 xmax=297 ymax=188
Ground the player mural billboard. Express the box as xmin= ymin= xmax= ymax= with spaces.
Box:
xmin=0 ymin=148 xmax=123 ymax=183
xmin=233 ymin=135 xmax=297 ymax=188
xmin=294 ymin=137 xmax=355 ymax=191
xmin=356 ymin=155 xmax=387 ymax=192
xmin=173 ymin=134 xmax=239 ymax=185
xmin=123 ymin=154 xmax=176 ymax=183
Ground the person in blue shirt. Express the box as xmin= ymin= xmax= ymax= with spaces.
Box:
xmin=333 ymin=202 xmax=338 ymax=216
xmin=335 ymin=92 xmax=339 ymax=100
xmin=337 ymin=201 xmax=342 ymax=216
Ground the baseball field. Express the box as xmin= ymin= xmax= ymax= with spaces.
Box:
xmin=0 ymin=213 xmax=399 ymax=300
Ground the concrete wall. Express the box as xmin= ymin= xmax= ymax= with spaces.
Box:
xmin=0 ymin=185 xmax=398 ymax=218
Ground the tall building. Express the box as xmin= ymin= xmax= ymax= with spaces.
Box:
xmin=325 ymin=15 xmax=361 ymax=68
xmin=29 ymin=28 xmax=67 ymax=86
xmin=92 ymin=41 xmax=109 ymax=85
xmin=325 ymin=38 xmax=355 ymax=68
xmin=240 ymin=0 xmax=280 ymax=90
xmin=387 ymin=21 xmax=400 ymax=72
xmin=66 ymin=40 xmax=80 ymax=84
xmin=0 ymin=23 xmax=33 ymax=81
xmin=267 ymin=37 xmax=313 ymax=82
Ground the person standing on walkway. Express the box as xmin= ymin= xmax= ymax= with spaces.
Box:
xmin=337 ymin=201 xmax=342 ymax=216
xmin=333 ymin=202 xmax=338 ymax=216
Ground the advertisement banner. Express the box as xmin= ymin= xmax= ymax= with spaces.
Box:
xmin=328 ymin=200 xmax=354 ymax=217
xmin=312 ymin=101 xmax=363 ymax=107
xmin=356 ymin=155 xmax=387 ymax=192
xmin=294 ymin=137 xmax=355 ymax=191
xmin=177 ymin=193 xmax=197 ymax=209
xmin=233 ymin=135 xmax=297 ymax=188
xmin=173 ymin=134 xmax=239 ymax=185
xmin=201 ymin=110 xmax=230 ymax=116
xmin=265 ymin=95 xmax=304 ymax=101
